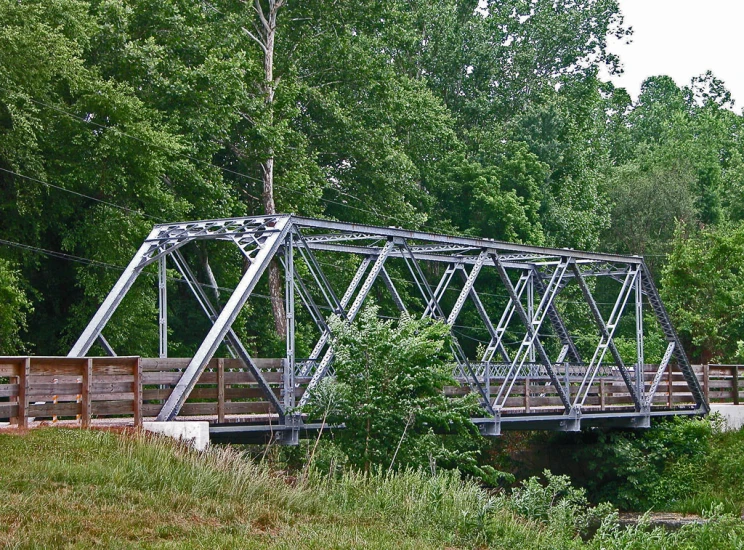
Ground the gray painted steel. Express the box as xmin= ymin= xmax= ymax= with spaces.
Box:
xmin=69 ymin=214 xmax=708 ymax=435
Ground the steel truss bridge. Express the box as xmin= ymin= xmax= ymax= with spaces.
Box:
xmin=69 ymin=215 xmax=708 ymax=443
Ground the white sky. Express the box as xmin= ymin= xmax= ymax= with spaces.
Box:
xmin=609 ymin=0 xmax=744 ymax=110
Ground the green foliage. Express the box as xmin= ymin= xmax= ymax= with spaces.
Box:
xmin=604 ymin=158 xmax=697 ymax=260
xmin=661 ymin=221 xmax=744 ymax=362
xmin=566 ymin=416 xmax=722 ymax=512
xmin=0 ymin=0 xmax=742 ymax=390
xmin=0 ymin=258 xmax=31 ymax=353
xmin=305 ymin=305 xmax=507 ymax=485
xmin=4 ymin=428 xmax=744 ymax=549
xmin=507 ymin=470 xmax=614 ymax=539
xmin=592 ymin=505 xmax=744 ymax=550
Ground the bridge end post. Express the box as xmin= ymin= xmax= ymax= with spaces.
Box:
xmin=475 ymin=413 xmax=501 ymax=437
xmin=277 ymin=414 xmax=303 ymax=446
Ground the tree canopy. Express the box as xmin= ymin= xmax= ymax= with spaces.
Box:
xmin=1 ymin=0 xmax=742 ymax=362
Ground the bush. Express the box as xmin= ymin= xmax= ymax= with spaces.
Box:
xmin=592 ymin=505 xmax=744 ymax=550
xmin=507 ymin=470 xmax=613 ymax=540
xmin=566 ymin=416 xmax=723 ymax=511
xmin=304 ymin=305 xmax=511 ymax=485
xmin=0 ymin=258 xmax=31 ymax=354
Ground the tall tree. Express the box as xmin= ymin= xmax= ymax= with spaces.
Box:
xmin=244 ymin=0 xmax=287 ymax=338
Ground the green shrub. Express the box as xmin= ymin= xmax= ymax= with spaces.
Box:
xmin=0 ymin=259 xmax=31 ymax=354
xmin=592 ymin=505 xmax=744 ymax=550
xmin=304 ymin=305 xmax=512 ymax=485
xmin=506 ymin=470 xmax=613 ymax=540
xmin=565 ymin=416 xmax=717 ymax=511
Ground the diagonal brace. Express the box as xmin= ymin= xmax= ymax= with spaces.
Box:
xmin=532 ymin=268 xmax=581 ymax=363
xmin=573 ymin=267 xmax=637 ymax=408
xmin=571 ymin=263 xmax=641 ymax=411
xmin=156 ymin=217 xmax=291 ymax=421
xmin=299 ymin=240 xmax=395 ymax=407
xmin=380 ymin=266 xmax=408 ymax=315
xmin=456 ymin=266 xmax=509 ymax=362
xmin=493 ymin=255 xmax=571 ymax=411
xmin=170 ymin=250 xmax=283 ymax=415
xmin=301 ymin=256 xmax=373 ymax=374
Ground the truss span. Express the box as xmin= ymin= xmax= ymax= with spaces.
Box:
xmin=69 ymin=215 xmax=708 ymax=442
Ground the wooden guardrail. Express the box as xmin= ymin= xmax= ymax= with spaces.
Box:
xmin=140 ymin=357 xmax=289 ymax=421
xmin=452 ymin=364 xmax=744 ymax=412
xmin=0 ymin=357 xmax=141 ymax=428
xmin=1 ymin=359 xmax=742 ymax=427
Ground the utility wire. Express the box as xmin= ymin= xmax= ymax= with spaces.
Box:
xmin=0 ymin=167 xmax=165 ymax=222
xmin=0 ymin=237 xmax=273 ymax=300
xmin=0 ymin=238 xmax=567 ymax=344
xmin=4 ymin=90 xmax=415 ymax=227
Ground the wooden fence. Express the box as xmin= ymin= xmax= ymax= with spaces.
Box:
xmin=140 ymin=358 xmax=290 ymax=421
xmin=1 ymin=359 xmax=742 ymax=427
xmin=0 ymin=357 xmax=141 ymax=428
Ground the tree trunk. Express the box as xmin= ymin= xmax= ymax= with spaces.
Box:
xmin=246 ymin=0 xmax=287 ymax=339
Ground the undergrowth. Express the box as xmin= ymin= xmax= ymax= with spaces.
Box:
xmin=1 ymin=428 xmax=743 ymax=549
xmin=557 ymin=415 xmax=744 ymax=515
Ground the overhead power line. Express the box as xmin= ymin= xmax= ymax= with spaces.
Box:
xmin=0 ymin=167 xmax=165 ymax=222
xmin=3 ymin=89 xmax=417 ymax=227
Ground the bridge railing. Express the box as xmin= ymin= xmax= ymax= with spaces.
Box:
xmin=140 ymin=358 xmax=292 ymax=422
xmin=449 ymin=363 xmax=744 ymax=413
xmin=0 ymin=356 xmax=141 ymax=428
xmin=2 ymin=359 xmax=743 ymax=427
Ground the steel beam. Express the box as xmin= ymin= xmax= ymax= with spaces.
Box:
xmin=645 ymin=342 xmax=675 ymax=409
xmin=640 ymin=263 xmax=708 ymax=412
xmin=292 ymin=217 xmax=644 ymax=265
xmin=69 ymin=235 xmax=159 ymax=356
xmin=293 ymin=228 xmax=345 ymax=316
xmin=156 ymin=217 xmax=291 ymax=421
xmin=531 ymin=267 xmax=581 ymax=363
xmin=456 ymin=266 xmax=509 ymax=362
xmin=635 ymin=272 xmax=645 ymax=401
xmin=424 ymin=264 xmax=458 ymax=318
xmin=301 ymin=256 xmax=373 ymax=374
xmin=380 ymin=266 xmax=408 ymax=315
xmin=169 ymin=247 xmax=284 ymax=417
xmin=571 ymin=263 xmax=642 ymax=411
xmin=573 ymin=268 xmax=637 ymax=409
xmin=158 ymin=255 xmax=168 ymax=359
xmin=482 ymin=271 xmax=530 ymax=363
xmin=285 ymin=233 xmax=296 ymax=410
xmin=493 ymin=256 xmax=571 ymax=411
xmin=446 ymin=252 xmax=487 ymax=327
xmin=97 ymin=334 xmax=117 ymax=357
xmin=298 ymin=240 xmax=395 ymax=407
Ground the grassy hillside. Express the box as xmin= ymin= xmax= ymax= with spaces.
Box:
xmin=1 ymin=428 xmax=743 ymax=549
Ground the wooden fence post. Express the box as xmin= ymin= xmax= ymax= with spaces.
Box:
xmin=703 ymin=364 xmax=710 ymax=404
xmin=733 ymin=365 xmax=740 ymax=406
xmin=133 ymin=358 xmax=142 ymax=427
xmin=81 ymin=358 xmax=92 ymax=428
xmin=667 ymin=363 xmax=673 ymax=407
xmin=18 ymin=357 xmax=29 ymax=429
xmin=600 ymin=380 xmax=606 ymax=411
xmin=524 ymin=378 xmax=530 ymax=413
xmin=217 ymin=358 xmax=225 ymax=423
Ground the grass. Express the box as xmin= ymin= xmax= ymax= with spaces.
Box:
xmin=673 ymin=426 xmax=744 ymax=515
xmin=2 ymin=428 xmax=744 ymax=549
xmin=0 ymin=428 xmax=535 ymax=549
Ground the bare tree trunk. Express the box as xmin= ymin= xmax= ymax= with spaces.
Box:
xmin=245 ymin=0 xmax=287 ymax=339
xmin=197 ymin=244 xmax=221 ymax=303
